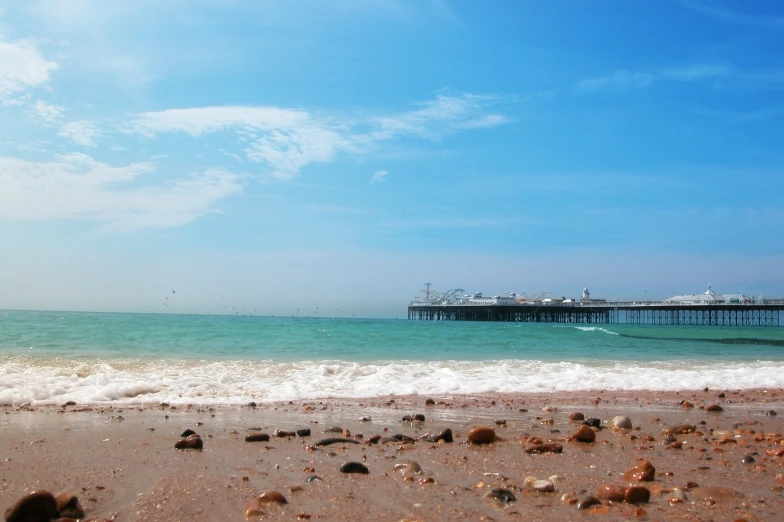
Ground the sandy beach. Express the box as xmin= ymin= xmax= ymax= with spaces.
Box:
xmin=2 ymin=388 xmax=783 ymax=521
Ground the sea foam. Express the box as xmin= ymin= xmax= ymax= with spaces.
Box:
xmin=1 ymin=356 xmax=782 ymax=406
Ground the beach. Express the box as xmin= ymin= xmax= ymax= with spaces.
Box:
xmin=2 ymin=389 xmax=783 ymax=521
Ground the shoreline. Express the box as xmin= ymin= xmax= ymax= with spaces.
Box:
xmin=2 ymin=389 xmax=783 ymax=521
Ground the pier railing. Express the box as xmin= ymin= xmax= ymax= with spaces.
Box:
xmin=407 ymin=302 xmax=783 ymax=326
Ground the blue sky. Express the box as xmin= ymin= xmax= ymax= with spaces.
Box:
xmin=1 ymin=0 xmax=783 ymax=316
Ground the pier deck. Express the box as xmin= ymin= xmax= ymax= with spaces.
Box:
xmin=407 ymin=303 xmax=783 ymax=326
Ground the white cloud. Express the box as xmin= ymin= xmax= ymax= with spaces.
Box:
xmin=28 ymin=99 xmax=64 ymax=125
xmin=0 ymin=39 xmax=59 ymax=104
xmin=577 ymin=70 xmax=654 ymax=91
xmin=578 ymin=64 xmax=730 ymax=92
xmin=370 ymin=170 xmax=388 ymax=184
xmin=127 ymin=94 xmax=509 ymax=180
xmin=0 ymin=153 xmax=243 ymax=232
xmin=59 ymin=121 xmax=100 ymax=147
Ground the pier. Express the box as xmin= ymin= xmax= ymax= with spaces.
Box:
xmin=407 ymin=302 xmax=784 ymax=327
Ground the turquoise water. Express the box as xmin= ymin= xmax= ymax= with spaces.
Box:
xmin=1 ymin=310 xmax=783 ymax=405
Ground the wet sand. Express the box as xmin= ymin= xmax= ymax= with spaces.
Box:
xmin=1 ymin=388 xmax=783 ymax=521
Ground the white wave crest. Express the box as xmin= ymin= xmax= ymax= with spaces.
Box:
xmin=1 ymin=356 xmax=782 ymax=406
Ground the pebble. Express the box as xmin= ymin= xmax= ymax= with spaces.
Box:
xmin=525 ymin=443 xmax=563 ymax=454
xmin=313 ymin=437 xmax=361 ymax=447
xmin=180 ymin=429 xmax=197 ymax=437
xmin=467 ymin=427 xmax=496 ymax=444
xmin=305 ymin=475 xmax=322 ymax=483
xmin=705 ymin=404 xmax=724 ymax=412
xmin=359 ymin=416 xmax=372 ymax=422
xmin=366 ymin=434 xmax=382 ymax=444
xmin=569 ymin=412 xmax=585 ymax=421
xmin=596 ymin=484 xmax=626 ymax=502
xmin=402 ymin=414 xmax=426 ymax=422
xmin=484 ymin=488 xmax=516 ymax=502
xmin=339 ymin=461 xmax=369 ymax=474
xmin=624 ymin=486 xmax=650 ymax=504
xmin=494 ymin=419 xmax=506 ymax=426
xmin=623 ymin=460 xmax=655 ymax=482
xmin=609 ymin=416 xmax=633 ymax=431
xmin=532 ymin=480 xmax=554 ymax=493
xmin=393 ymin=460 xmax=423 ymax=475
xmin=296 ymin=428 xmax=311 ymax=437
xmin=245 ymin=433 xmax=270 ymax=442
xmin=425 ymin=398 xmax=435 ymax=405
xmin=54 ymin=493 xmax=84 ymax=519
xmin=4 ymin=490 xmax=58 ymax=522
xmin=324 ymin=426 xmax=343 ymax=433
xmin=576 ymin=494 xmax=601 ymax=510
xmin=174 ymin=434 xmax=203 ymax=450
xmin=256 ymin=491 xmax=288 ymax=504
xmin=662 ymin=424 xmax=696 ymax=435
xmin=765 ymin=410 xmax=778 ymax=416
xmin=741 ymin=454 xmax=755 ymax=464
xmin=421 ymin=428 xmax=453 ymax=443
xmin=275 ymin=429 xmax=296 ymax=437
xmin=583 ymin=418 xmax=601 ymax=428
xmin=572 ymin=425 xmax=596 ymax=443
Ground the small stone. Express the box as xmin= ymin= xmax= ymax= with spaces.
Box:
xmin=359 ymin=416 xmax=371 ymax=422
xmin=467 ymin=427 xmax=495 ymax=444
xmin=706 ymin=404 xmax=723 ymax=412
xmin=525 ymin=443 xmax=563 ymax=454
xmin=366 ymin=434 xmax=382 ymax=444
xmin=425 ymin=398 xmax=435 ymax=405
xmin=662 ymin=424 xmax=696 ymax=435
xmin=576 ymin=495 xmax=601 ymax=510
xmin=596 ymin=484 xmax=626 ymax=502
xmin=180 ymin=429 xmax=197 ymax=437
xmin=257 ymin=491 xmax=287 ymax=504
xmin=484 ymin=488 xmax=516 ymax=503
xmin=4 ymin=491 xmax=58 ymax=522
xmin=274 ymin=429 xmax=296 ymax=437
xmin=324 ymin=426 xmax=343 ymax=433
xmin=305 ymin=475 xmax=322 ymax=483
xmin=583 ymin=418 xmax=601 ymax=428
xmin=402 ymin=414 xmax=425 ymax=422
xmin=296 ymin=428 xmax=311 ymax=437
xmin=765 ymin=410 xmax=777 ymax=416
xmin=245 ymin=433 xmax=270 ymax=442
xmin=247 ymin=401 xmax=257 ymax=408
xmin=569 ymin=412 xmax=585 ymax=421
xmin=681 ymin=401 xmax=694 ymax=409
xmin=313 ymin=437 xmax=361 ymax=447
xmin=494 ymin=419 xmax=506 ymax=426
xmin=572 ymin=425 xmax=596 ymax=443
xmin=393 ymin=460 xmax=422 ymax=475
xmin=609 ymin=416 xmax=632 ymax=431
xmin=741 ymin=454 xmax=755 ymax=464
xmin=174 ymin=434 xmax=203 ymax=450
xmin=623 ymin=460 xmax=655 ymax=482
xmin=421 ymin=428 xmax=453 ymax=443
xmin=532 ymin=480 xmax=554 ymax=493
xmin=339 ymin=461 xmax=369 ymax=474
xmin=54 ymin=493 xmax=84 ymax=519
xmin=624 ymin=486 xmax=650 ymax=504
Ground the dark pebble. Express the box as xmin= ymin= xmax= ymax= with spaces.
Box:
xmin=425 ymin=398 xmax=435 ymax=405
xmin=494 ymin=419 xmax=507 ymax=426
xmin=180 ymin=429 xmax=197 ymax=437
xmin=525 ymin=443 xmax=563 ymax=454
xmin=765 ymin=410 xmax=778 ymax=416
xmin=741 ymin=455 xmax=755 ymax=464
xmin=54 ymin=493 xmax=84 ymax=519
xmin=393 ymin=434 xmax=415 ymax=442
xmin=576 ymin=494 xmax=601 ymax=510
xmin=624 ymin=486 xmax=651 ymax=504
xmin=339 ymin=461 xmax=369 ymax=474
xmin=175 ymin=434 xmax=203 ymax=450
xmin=313 ymin=437 xmax=361 ymax=447
xmin=247 ymin=401 xmax=257 ymax=408
xmin=402 ymin=414 xmax=425 ymax=422
xmin=296 ymin=428 xmax=311 ymax=437
xmin=275 ymin=429 xmax=296 ymax=437
xmin=4 ymin=490 xmax=58 ymax=522
xmin=422 ymin=428 xmax=453 ymax=443
xmin=705 ymin=404 xmax=723 ymax=412
xmin=366 ymin=434 xmax=382 ymax=444
xmin=583 ymin=418 xmax=601 ymax=428
xmin=245 ymin=433 xmax=270 ymax=442
xmin=569 ymin=412 xmax=585 ymax=421
xmin=484 ymin=488 xmax=516 ymax=503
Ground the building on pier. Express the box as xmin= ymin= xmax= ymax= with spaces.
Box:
xmin=663 ymin=284 xmax=749 ymax=305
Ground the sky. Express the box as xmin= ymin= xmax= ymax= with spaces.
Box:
xmin=0 ymin=0 xmax=783 ymax=317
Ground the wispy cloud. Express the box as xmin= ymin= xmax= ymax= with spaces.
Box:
xmin=370 ymin=170 xmax=388 ymax=184
xmin=0 ymin=153 xmax=243 ymax=233
xmin=680 ymin=1 xmax=784 ymax=28
xmin=28 ymin=99 xmax=64 ymax=125
xmin=126 ymin=93 xmax=510 ymax=181
xmin=578 ymin=70 xmax=654 ymax=91
xmin=0 ymin=39 xmax=58 ymax=105
xmin=578 ymin=63 xmax=729 ymax=92
xmin=59 ymin=121 xmax=100 ymax=147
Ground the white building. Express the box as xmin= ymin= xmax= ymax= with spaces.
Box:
xmin=663 ymin=285 xmax=749 ymax=305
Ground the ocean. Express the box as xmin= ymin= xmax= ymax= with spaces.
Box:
xmin=1 ymin=310 xmax=783 ymax=406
